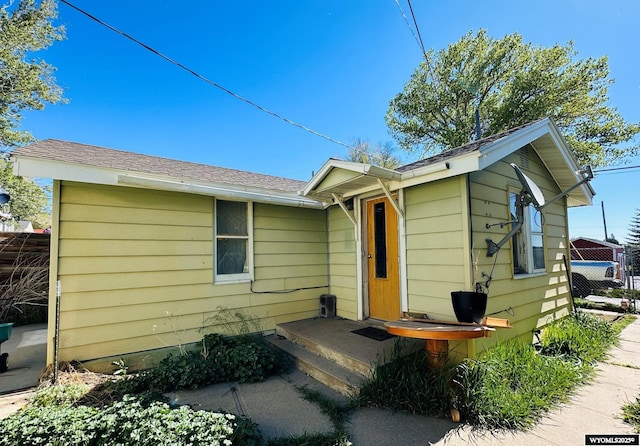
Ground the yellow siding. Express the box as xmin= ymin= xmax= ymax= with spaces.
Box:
xmin=53 ymin=182 xmax=328 ymax=365
xmin=404 ymin=176 xmax=469 ymax=320
xmin=468 ymin=147 xmax=572 ymax=353
xmin=327 ymin=206 xmax=358 ymax=320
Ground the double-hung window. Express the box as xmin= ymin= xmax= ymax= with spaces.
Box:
xmin=215 ymin=199 xmax=252 ymax=282
xmin=510 ymin=191 xmax=545 ymax=275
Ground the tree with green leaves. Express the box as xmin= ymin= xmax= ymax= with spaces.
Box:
xmin=386 ymin=29 xmax=640 ymax=167
xmin=1 ymin=0 xmax=65 ymax=149
xmin=346 ymin=139 xmax=402 ymax=169
xmin=0 ymin=159 xmax=50 ymax=228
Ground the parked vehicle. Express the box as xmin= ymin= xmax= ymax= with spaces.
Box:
xmin=571 ymin=260 xmax=623 ymax=297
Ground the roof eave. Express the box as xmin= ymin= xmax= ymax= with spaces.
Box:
xmin=13 ymin=154 xmax=324 ymax=209
xmin=299 ymin=159 xmax=402 ymax=200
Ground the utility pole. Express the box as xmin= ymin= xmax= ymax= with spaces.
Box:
xmin=601 ymin=201 xmax=608 ymax=241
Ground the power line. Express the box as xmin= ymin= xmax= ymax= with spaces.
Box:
xmin=406 ymin=0 xmax=428 ymax=60
xmin=594 ymin=165 xmax=640 ymax=173
xmin=58 ymin=0 xmax=352 ymax=150
xmin=393 ymin=0 xmax=422 ymax=53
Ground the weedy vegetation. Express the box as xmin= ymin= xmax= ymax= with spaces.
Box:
xmin=356 ymin=312 xmax=635 ymax=431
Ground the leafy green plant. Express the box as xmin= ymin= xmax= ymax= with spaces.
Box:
xmin=0 ymin=394 xmax=249 ymax=446
xmin=28 ymin=383 xmax=89 ymax=407
xmin=112 ymin=357 xmax=128 ymax=376
xmin=106 ymin=333 xmax=290 ymax=396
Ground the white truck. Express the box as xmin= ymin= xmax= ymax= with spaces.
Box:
xmin=570 ymin=260 xmax=623 ymax=297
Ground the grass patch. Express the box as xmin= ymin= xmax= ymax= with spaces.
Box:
xmin=574 ymin=298 xmax=629 ymax=313
xmin=266 ymin=432 xmax=351 ymax=446
xmin=354 ymin=338 xmax=456 ymax=416
xmin=453 ymin=339 xmax=587 ymax=430
xmin=356 ymin=312 xmax=632 ymax=431
xmin=592 ymin=288 xmax=640 ymax=299
xmin=265 ymin=386 xmax=353 ymax=446
xmin=622 ymin=396 xmax=640 ymax=433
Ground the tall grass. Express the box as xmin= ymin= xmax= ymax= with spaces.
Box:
xmin=453 ymin=340 xmax=586 ymax=430
xmin=622 ymin=396 xmax=640 ymax=433
xmin=355 ymin=338 xmax=455 ymax=416
xmin=356 ymin=312 xmax=633 ymax=431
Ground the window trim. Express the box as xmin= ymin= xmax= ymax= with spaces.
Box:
xmin=509 ymin=189 xmax=546 ymax=276
xmin=214 ymin=199 xmax=253 ymax=284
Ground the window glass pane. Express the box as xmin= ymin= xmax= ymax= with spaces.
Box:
xmin=217 ymin=238 xmax=248 ymax=274
xmin=530 ymin=207 xmax=542 ymax=232
xmin=532 ymin=234 xmax=545 ymax=269
xmin=373 ymin=202 xmax=387 ymax=278
xmin=217 ymin=201 xmax=247 ymax=236
xmin=510 ymin=193 xmax=526 ymax=274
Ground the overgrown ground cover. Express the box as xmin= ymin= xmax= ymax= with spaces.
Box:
xmin=0 ymin=333 xmax=284 ymax=446
xmin=356 ymin=312 xmax=636 ymax=431
xmin=0 ymin=311 xmax=635 ymax=445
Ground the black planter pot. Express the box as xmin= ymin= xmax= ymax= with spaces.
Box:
xmin=451 ymin=291 xmax=487 ymax=324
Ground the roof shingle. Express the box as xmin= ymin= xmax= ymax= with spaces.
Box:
xmin=12 ymin=139 xmax=306 ymax=193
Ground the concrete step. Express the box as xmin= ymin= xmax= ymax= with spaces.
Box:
xmin=266 ymin=334 xmax=365 ymax=396
xmin=275 ymin=323 xmax=374 ymax=377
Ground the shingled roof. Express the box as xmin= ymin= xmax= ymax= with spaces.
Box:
xmin=12 ymin=139 xmax=306 ymax=193
xmin=397 ymin=120 xmax=541 ymax=173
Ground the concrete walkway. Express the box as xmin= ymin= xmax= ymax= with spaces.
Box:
xmin=0 ymin=323 xmax=46 ymax=394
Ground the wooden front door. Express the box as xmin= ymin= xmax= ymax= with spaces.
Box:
xmin=366 ymin=196 xmax=400 ymax=320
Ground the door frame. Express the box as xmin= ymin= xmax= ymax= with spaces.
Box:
xmin=361 ymin=192 xmax=407 ymax=320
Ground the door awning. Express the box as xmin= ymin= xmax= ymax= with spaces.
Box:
xmin=299 ymin=159 xmax=402 ymax=202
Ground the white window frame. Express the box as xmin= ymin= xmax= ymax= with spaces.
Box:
xmin=214 ymin=199 xmax=253 ymax=283
xmin=510 ymin=190 xmax=546 ymax=276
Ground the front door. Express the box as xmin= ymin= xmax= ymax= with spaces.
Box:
xmin=366 ymin=196 xmax=400 ymax=320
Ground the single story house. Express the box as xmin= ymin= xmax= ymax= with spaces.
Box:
xmin=11 ymin=118 xmax=594 ymax=369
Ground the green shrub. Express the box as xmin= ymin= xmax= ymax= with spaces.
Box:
xmin=107 ymin=333 xmax=289 ymax=396
xmin=0 ymin=395 xmax=251 ymax=446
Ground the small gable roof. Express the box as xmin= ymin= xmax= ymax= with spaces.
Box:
xmin=12 ymin=139 xmax=322 ymax=208
xmin=300 ymin=118 xmax=595 ymax=208
xmin=571 ymin=237 xmax=624 ymax=249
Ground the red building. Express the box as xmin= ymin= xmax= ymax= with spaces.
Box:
xmin=570 ymin=237 xmax=626 ymax=281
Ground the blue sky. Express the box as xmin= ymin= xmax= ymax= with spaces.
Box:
xmin=19 ymin=0 xmax=640 ymax=241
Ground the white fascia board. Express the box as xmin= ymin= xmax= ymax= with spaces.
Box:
xmin=299 ymin=159 xmax=401 ymax=197
xmin=400 ymin=157 xmax=478 ymax=189
xmin=13 ymin=156 xmax=323 ymax=209
xmin=478 ymin=119 xmax=552 ymax=170
xmin=118 ymin=175 xmax=323 ymax=209
xmin=13 ymin=156 xmax=121 ymax=185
